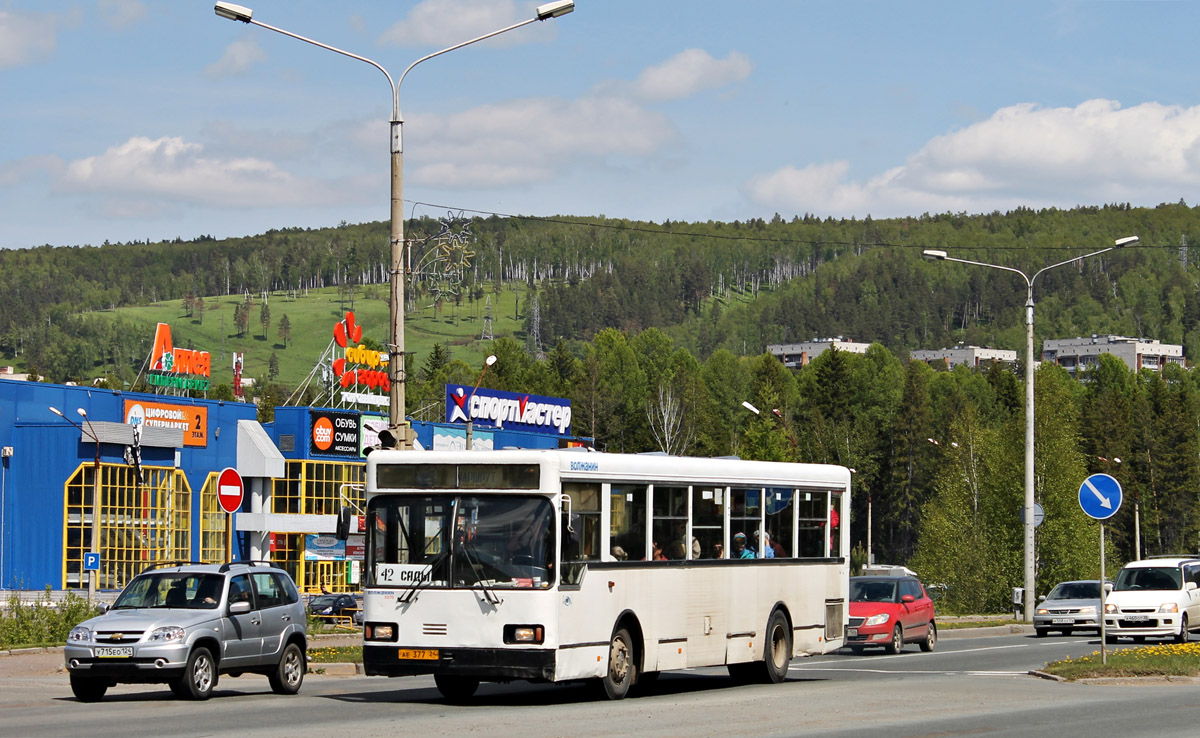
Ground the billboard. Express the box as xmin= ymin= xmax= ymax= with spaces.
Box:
xmin=124 ymin=399 xmax=209 ymax=447
xmin=445 ymin=384 xmax=572 ymax=436
xmin=309 ymin=409 xmax=361 ymax=456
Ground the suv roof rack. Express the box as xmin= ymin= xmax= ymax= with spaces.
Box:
xmin=1144 ymin=554 xmax=1200 ymax=561
xmin=218 ymin=560 xmax=277 ymax=573
xmin=138 ymin=561 xmax=209 ymax=574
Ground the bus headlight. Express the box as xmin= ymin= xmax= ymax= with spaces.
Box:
xmin=366 ymin=624 xmax=397 ymax=641
xmin=504 ymin=624 xmax=545 ymax=644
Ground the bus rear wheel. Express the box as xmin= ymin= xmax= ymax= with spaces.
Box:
xmin=598 ymin=627 xmax=635 ymax=700
xmin=434 ymin=674 xmax=480 ymax=702
xmin=761 ymin=610 xmax=792 ymax=683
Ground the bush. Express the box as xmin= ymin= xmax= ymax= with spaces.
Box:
xmin=0 ymin=588 xmax=102 ymax=649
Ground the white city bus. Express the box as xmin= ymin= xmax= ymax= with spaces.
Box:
xmin=357 ymin=448 xmax=850 ymax=700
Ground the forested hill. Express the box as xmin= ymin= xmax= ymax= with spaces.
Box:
xmin=3 ymin=201 xmax=1200 ymax=378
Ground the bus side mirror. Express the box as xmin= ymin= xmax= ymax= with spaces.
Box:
xmin=335 ymin=507 xmax=352 ymax=541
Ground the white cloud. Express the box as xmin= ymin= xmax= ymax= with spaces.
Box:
xmin=378 ymin=0 xmax=551 ymax=48
xmin=206 ymin=37 xmax=268 ymax=77
xmin=745 ymin=99 xmax=1200 ymax=217
xmin=408 ymin=95 xmax=678 ymax=188
xmin=98 ymin=0 xmax=146 ymax=30
xmin=58 ymin=136 xmax=341 ymax=213
xmin=0 ymin=9 xmax=58 ymax=70
xmin=633 ymin=49 xmax=752 ymax=102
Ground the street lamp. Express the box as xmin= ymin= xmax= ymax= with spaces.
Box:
xmin=465 ymin=354 xmax=497 ymax=450
xmin=923 ymin=235 xmax=1138 ymax=621
xmin=741 ymin=401 xmax=798 ymax=452
xmin=214 ymin=1 xmax=574 ymax=449
xmin=50 ymin=406 xmax=101 ymax=602
xmin=1098 ymin=455 xmax=1140 ymax=560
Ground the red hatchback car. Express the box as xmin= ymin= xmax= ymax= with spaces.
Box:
xmin=846 ymin=575 xmax=937 ymax=654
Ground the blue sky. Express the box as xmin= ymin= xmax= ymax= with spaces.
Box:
xmin=3 ymin=1 xmax=1200 ymax=249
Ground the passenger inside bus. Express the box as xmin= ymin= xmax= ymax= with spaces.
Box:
xmin=732 ymin=532 xmax=755 ymax=559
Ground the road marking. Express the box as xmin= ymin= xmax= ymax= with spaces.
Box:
xmin=788 ymin=666 xmax=1028 ymax=676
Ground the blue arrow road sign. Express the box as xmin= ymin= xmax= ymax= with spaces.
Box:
xmin=1079 ymin=473 xmax=1123 ymax=520
xmin=83 ymin=552 xmax=100 ymax=571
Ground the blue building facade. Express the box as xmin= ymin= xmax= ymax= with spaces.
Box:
xmin=0 ymin=381 xmax=583 ymax=593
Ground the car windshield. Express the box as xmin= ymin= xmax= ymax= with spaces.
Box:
xmin=1113 ymin=566 xmax=1182 ymax=592
xmin=850 ymin=579 xmax=897 ymax=603
xmin=1047 ymin=582 xmax=1101 ymax=600
xmin=112 ymin=572 xmax=224 ymax=610
xmin=309 ymin=595 xmax=338 ymax=608
xmin=368 ymin=494 xmax=555 ymax=589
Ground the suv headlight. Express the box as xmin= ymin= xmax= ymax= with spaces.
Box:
xmin=1159 ymin=603 xmax=1180 ymax=613
xmin=1104 ymin=603 xmax=1118 ymax=614
xmin=863 ymin=613 xmax=890 ymax=627
xmin=148 ymin=626 xmax=186 ymax=643
xmin=68 ymin=626 xmax=92 ymax=643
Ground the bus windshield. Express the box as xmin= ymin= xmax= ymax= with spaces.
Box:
xmin=367 ymin=494 xmax=555 ymax=590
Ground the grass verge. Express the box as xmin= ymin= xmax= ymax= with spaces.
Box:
xmin=307 ymin=645 xmax=363 ymax=663
xmin=939 ymin=619 xmax=1022 ymax=630
xmin=1042 ymin=642 xmax=1200 ymax=680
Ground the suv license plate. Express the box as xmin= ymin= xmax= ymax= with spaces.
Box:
xmin=397 ymin=649 xmax=438 ymax=660
xmin=1125 ymin=615 xmax=1149 ymax=623
xmin=1051 ymin=618 xmax=1074 ymax=624
xmin=96 ymin=647 xmax=133 ymax=658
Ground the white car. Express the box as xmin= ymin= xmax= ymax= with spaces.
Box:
xmin=1103 ymin=557 xmax=1200 ymax=643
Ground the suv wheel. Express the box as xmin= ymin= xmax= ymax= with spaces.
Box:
xmin=69 ymin=674 xmax=108 ymax=702
xmin=268 ymin=643 xmax=305 ymax=695
xmin=1177 ymin=615 xmax=1190 ymax=644
xmin=173 ymin=646 xmax=217 ymax=700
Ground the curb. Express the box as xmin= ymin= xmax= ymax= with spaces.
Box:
xmin=0 ymin=646 xmax=63 ymax=659
xmin=940 ymin=624 xmax=1033 ymax=639
xmin=309 ymin=661 xmax=362 ymax=677
xmin=1029 ymin=670 xmax=1065 ymax=682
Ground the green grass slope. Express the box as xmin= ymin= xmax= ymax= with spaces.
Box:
xmin=92 ymin=285 xmax=525 ymax=390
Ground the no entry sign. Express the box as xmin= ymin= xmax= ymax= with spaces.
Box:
xmin=217 ymin=467 xmax=244 ymax=514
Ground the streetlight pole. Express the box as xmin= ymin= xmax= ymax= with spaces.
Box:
xmin=465 ymin=354 xmax=497 ymax=450
xmin=214 ymin=1 xmax=575 ymax=449
xmin=924 ymin=235 xmax=1138 ymax=621
xmin=1098 ymin=455 xmax=1140 ymax=560
xmin=50 ymin=406 xmax=101 ymax=603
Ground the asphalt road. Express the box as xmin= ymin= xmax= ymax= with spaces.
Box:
xmin=4 ymin=631 xmax=1199 ymax=738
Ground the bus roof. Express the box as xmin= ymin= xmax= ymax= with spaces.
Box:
xmin=366 ymin=448 xmax=851 ymax=489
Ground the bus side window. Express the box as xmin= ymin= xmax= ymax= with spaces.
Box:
xmin=561 ymin=482 xmax=601 ymax=585
xmin=610 ymin=484 xmax=648 ymax=562
xmin=653 ymin=486 xmax=689 ymax=560
xmin=764 ymin=487 xmax=794 ymax=558
xmin=795 ymin=491 xmax=825 ymax=558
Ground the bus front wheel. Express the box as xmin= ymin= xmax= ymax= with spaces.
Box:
xmin=434 ymin=674 xmax=480 ymax=702
xmin=598 ymin=627 xmax=636 ymax=700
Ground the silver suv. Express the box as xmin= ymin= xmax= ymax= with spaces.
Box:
xmin=64 ymin=561 xmax=307 ymax=702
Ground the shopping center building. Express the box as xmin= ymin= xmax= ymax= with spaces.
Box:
xmin=0 ymin=317 xmax=584 ymax=595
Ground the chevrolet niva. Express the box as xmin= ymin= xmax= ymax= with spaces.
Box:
xmin=64 ymin=561 xmax=307 ymax=702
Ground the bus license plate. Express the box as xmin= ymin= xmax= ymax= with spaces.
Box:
xmin=398 ymin=649 xmax=439 ymax=660
xmin=96 ymin=647 xmax=133 ymax=658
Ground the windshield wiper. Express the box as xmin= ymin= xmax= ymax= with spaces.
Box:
xmin=457 ymin=539 xmax=502 ymax=606
xmin=398 ymin=549 xmax=450 ymax=604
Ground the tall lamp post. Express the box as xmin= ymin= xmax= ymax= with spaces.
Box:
xmin=1098 ymin=456 xmax=1140 ymax=561
xmin=465 ymin=354 xmax=497 ymax=450
xmin=214 ymin=1 xmax=574 ymax=448
xmin=50 ymin=406 xmax=101 ymax=602
xmin=923 ymin=235 xmax=1138 ymax=621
